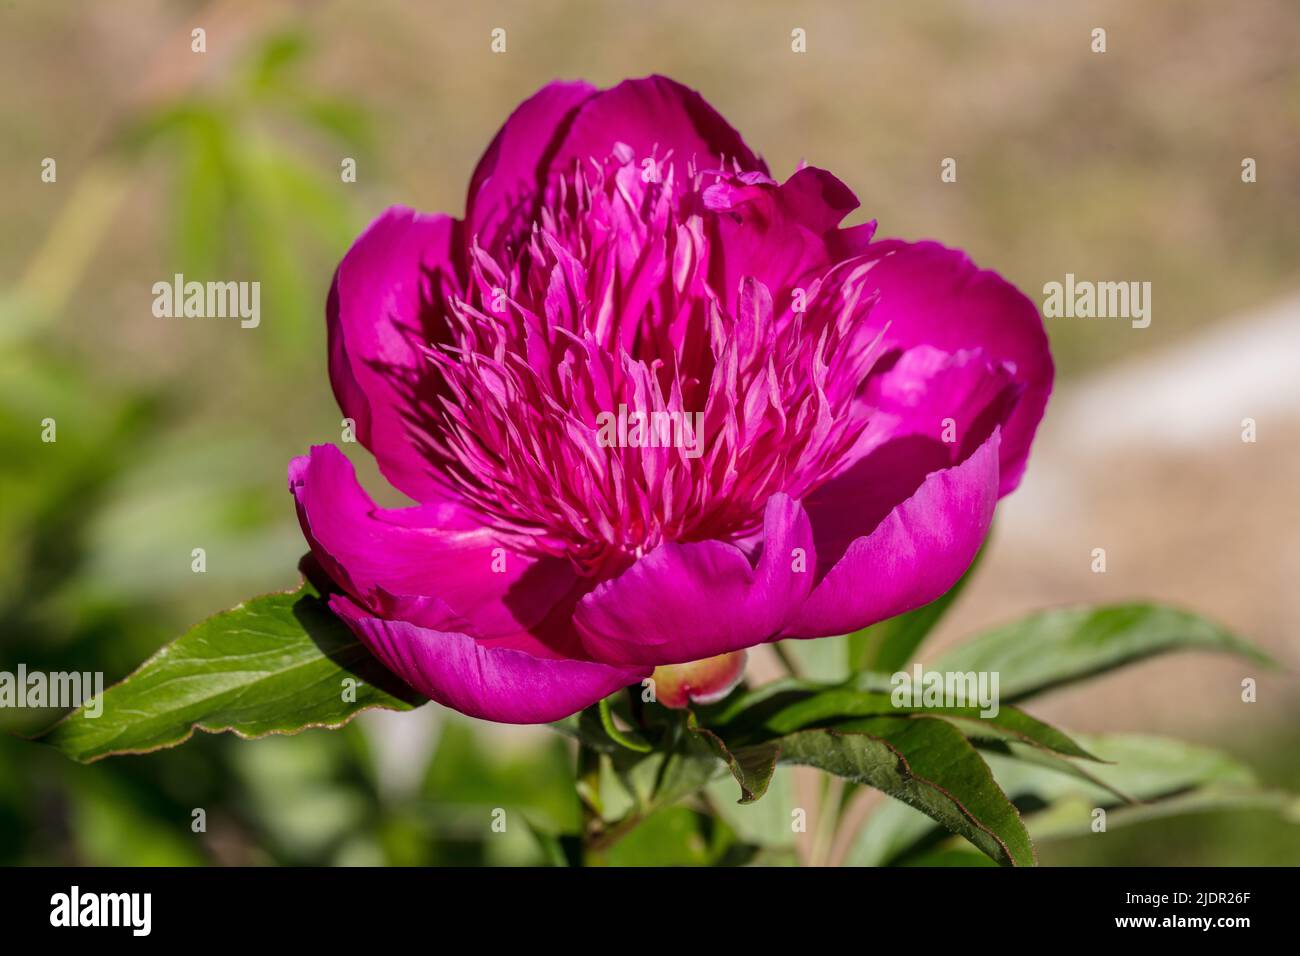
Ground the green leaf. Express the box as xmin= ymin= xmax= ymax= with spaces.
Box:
xmin=646 ymin=741 xmax=729 ymax=810
xmin=984 ymin=733 xmax=1300 ymax=842
xmin=37 ymin=579 xmax=423 ymax=762
xmin=1026 ymin=787 xmax=1300 ymax=841
xmin=698 ymin=676 xmax=838 ymax=725
xmin=987 ymin=733 xmax=1259 ymax=805
xmin=933 ymin=604 xmax=1274 ymax=701
xmin=973 ymin=739 xmax=1135 ymax=805
xmin=714 ymin=685 xmax=1100 ymax=761
xmin=778 ymin=715 xmax=1035 ymax=866
xmin=931 ymin=708 xmax=1102 ymax=762
xmin=847 ymin=532 xmax=988 ymax=674
xmin=851 ymin=732 xmax=1272 ymax=866
xmin=688 ymin=716 xmax=779 ymax=805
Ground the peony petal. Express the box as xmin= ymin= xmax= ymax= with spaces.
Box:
xmin=652 ymin=650 xmax=748 ymax=709
xmin=288 ymin=444 xmax=575 ymax=640
xmin=549 ymin=75 xmax=767 ymax=190
xmin=803 ymin=348 xmax=1012 ymax=577
xmin=853 ymin=346 xmax=1019 ymax=463
xmin=860 ymin=240 xmax=1052 ymax=495
xmin=465 ymin=80 xmax=597 ymax=252
xmin=785 ymin=429 xmax=1001 ymax=639
xmin=706 ymin=165 xmax=876 ymax=315
xmin=330 ymin=595 xmax=649 ymax=724
xmin=574 ymin=493 xmax=815 ymax=666
xmin=328 ymin=206 xmax=464 ymax=504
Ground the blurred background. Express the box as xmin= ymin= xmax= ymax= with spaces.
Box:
xmin=1 ymin=0 xmax=1296 ymax=865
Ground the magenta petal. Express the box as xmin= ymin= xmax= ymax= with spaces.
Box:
xmin=853 ymin=346 xmax=1019 ymax=463
xmin=328 ymin=206 xmax=464 ymax=504
xmin=707 ymin=165 xmax=876 ymax=313
xmin=288 ymin=444 xmax=575 ymax=639
xmin=861 ymin=240 xmax=1052 ymax=495
xmin=574 ymin=494 xmax=815 ymax=666
xmin=811 ymin=346 xmax=1018 ymax=574
xmin=550 ymin=75 xmax=768 ymax=188
xmin=465 ymin=80 xmax=597 ymax=252
xmin=784 ymin=429 xmax=1001 ymax=639
xmin=329 ymin=596 xmax=649 ymax=724
xmin=652 ymin=650 xmax=748 ymax=709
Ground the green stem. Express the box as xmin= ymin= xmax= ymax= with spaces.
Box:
xmin=576 ymin=741 xmax=603 ymax=858
xmin=809 ymin=775 xmax=845 ymax=867
xmin=771 ymin=641 xmax=804 ymax=679
xmin=598 ymin=695 xmax=652 ymax=752
xmin=585 ymin=809 xmax=648 ymax=855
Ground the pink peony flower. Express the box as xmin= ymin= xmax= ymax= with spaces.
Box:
xmin=289 ymin=76 xmax=1052 ymax=723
